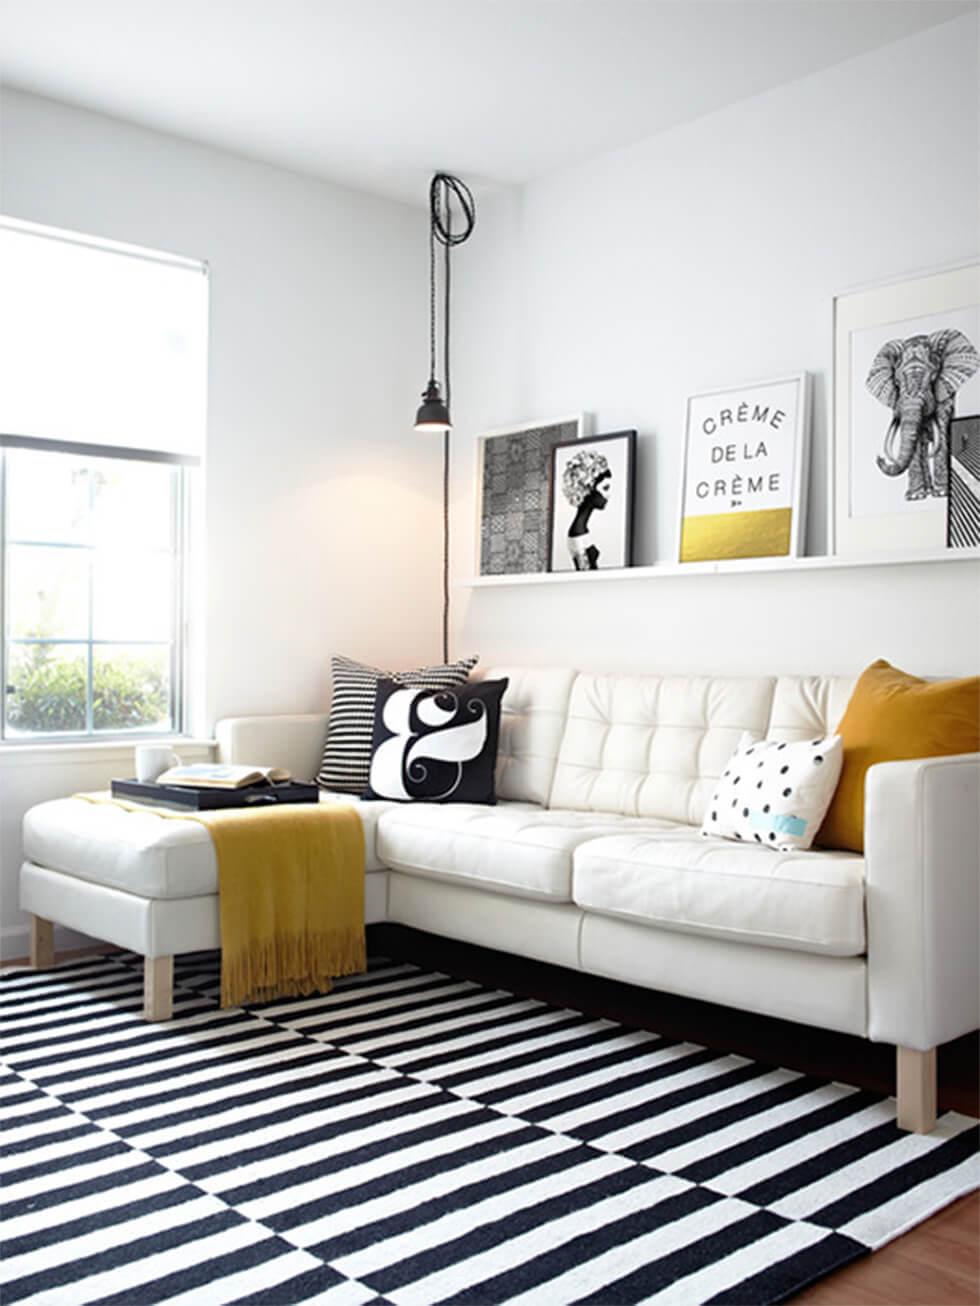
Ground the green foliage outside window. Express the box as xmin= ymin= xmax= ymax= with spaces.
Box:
xmin=8 ymin=643 xmax=169 ymax=733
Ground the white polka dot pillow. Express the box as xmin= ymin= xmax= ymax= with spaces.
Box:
xmin=701 ymin=732 xmax=844 ymax=851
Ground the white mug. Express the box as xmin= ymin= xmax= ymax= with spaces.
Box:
xmin=135 ymin=745 xmax=181 ymax=783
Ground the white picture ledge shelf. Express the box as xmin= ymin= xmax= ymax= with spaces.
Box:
xmin=459 ymin=547 xmax=980 ymax=588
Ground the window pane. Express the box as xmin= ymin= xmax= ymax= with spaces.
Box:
xmin=93 ymin=645 xmax=171 ymax=733
xmin=91 ymin=459 xmax=173 ymax=549
xmin=6 ymin=449 xmax=92 ymax=544
xmin=7 ymin=544 xmax=89 ymax=639
xmin=3 ymin=448 xmax=187 ymax=740
xmin=6 ymin=643 xmax=87 ymax=735
xmin=92 ymin=552 xmax=173 ymax=641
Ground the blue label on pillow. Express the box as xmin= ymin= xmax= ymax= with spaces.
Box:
xmin=750 ymin=811 xmax=807 ymax=837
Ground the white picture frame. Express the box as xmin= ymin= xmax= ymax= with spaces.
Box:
xmin=474 ymin=413 xmax=589 ymax=575
xmin=831 ymin=261 xmax=980 ymax=557
xmin=676 ymin=373 xmax=811 ymax=563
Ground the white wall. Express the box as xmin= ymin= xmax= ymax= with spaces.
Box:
xmin=451 ymin=14 xmax=980 ymax=678
xmin=0 ymin=89 xmax=440 ymax=956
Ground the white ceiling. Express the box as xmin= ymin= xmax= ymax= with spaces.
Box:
xmin=0 ymin=0 xmax=974 ymax=206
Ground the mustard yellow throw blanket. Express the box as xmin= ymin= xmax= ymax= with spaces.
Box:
xmin=76 ymin=796 xmax=366 ymax=1007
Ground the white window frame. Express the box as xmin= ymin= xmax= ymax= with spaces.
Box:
xmin=0 ymin=433 xmax=197 ymax=744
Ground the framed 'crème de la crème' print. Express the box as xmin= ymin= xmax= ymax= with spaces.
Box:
xmin=678 ymin=373 xmax=811 ymax=563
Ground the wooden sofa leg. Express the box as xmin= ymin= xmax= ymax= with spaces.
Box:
xmin=29 ymin=915 xmax=55 ymax=969
xmin=144 ymin=956 xmax=174 ymax=1021
xmin=897 ymin=1046 xmax=937 ymax=1134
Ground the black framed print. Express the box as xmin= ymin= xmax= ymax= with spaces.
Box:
xmin=548 ymin=430 xmax=635 ymax=572
xmin=948 ymin=415 xmax=980 ymax=548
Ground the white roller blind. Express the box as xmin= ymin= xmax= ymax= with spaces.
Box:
xmin=0 ymin=219 xmax=208 ymax=458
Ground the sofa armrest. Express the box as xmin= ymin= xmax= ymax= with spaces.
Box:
xmin=866 ymin=752 xmax=980 ymax=1051
xmin=215 ymin=714 xmax=329 ymax=782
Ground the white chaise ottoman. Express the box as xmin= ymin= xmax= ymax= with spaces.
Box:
xmin=20 ymin=793 xmax=391 ymax=1019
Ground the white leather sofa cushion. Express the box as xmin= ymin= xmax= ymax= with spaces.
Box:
xmin=487 ymin=666 xmax=577 ymax=805
xmin=768 ymin=676 xmax=856 ymax=742
xmin=377 ymin=801 xmax=681 ymax=902
xmin=23 ymin=791 xmax=393 ymax=898
xmin=572 ymin=829 xmax=866 ymax=957
xmin=548 ymin=673 xmax=860 ymax=827
xmin=549 ymin=674 xmax=777 ymax=825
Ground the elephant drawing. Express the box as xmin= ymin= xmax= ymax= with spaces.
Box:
xmin=867 ymin=328 xmax=980 ymax=500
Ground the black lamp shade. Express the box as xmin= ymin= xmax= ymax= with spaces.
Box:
xmin=414 ymin=379 xmax=451 ymax=432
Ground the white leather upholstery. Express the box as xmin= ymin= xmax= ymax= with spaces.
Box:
xmin=387 ymin=872 xmax=583 ymax=971
xmin=216 ymin=713 xmax=329 ymax=782
xmin=487 ymin=666 xmax=577 ymax=805
xmin=580 ymin=914 xmax=868 ymax=1037
xmin=768 ymin=677 xmax=856 ymax=742
xmin=377 ymin=801 xmax=679 ymax=902
xmin=548 ymin=674 xmax=859 ymax=826
xmin=572 ymin=830 xmax=866 ymax=956
xmin=19 ymin=671 xmax=979 ymax=1056
xmin=22 ymin=861 xmax=221 ymax=957
xmin=865 ymin=753 xmax=980 ymax=1051
xmin=21 ymin=860 xmax=389 ymax=957
xmin=24 ymin=798 xmax=216 ymax=898
xmin=548 ymin=674 xmax=777 ymax=823
xmin=23 ymin=791 xmax=393 ymax=896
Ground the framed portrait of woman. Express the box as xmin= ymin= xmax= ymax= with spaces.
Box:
xmin=547 ymin=430 xmax=636 ymax=573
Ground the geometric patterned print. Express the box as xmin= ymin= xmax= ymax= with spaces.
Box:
xmin=480 ymin=421 xmax=579 ymax=575
xmin=948 ymin=415 xmax=980 ymax=548
xmin=2 ymin=955 xmax=977 ymax=1306
xmin=317 ymin=654 xmax=479 ymax=795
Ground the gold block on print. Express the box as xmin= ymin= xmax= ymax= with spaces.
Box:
xmin=680 ymin=507 xmax=793 ymax=562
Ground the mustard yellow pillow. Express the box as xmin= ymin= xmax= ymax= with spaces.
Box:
xmin=817 ymin=659 xmax=980 ymax=854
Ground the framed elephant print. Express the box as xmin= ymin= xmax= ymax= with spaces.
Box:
xmin=832 ymin=261 xmax=980 ymax=557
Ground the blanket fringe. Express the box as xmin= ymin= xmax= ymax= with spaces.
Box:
xmin=221 ymin=926 xmax=366 ymax=1008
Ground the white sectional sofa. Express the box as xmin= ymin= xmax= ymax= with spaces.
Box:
xmin=20 ymin=666 xmax=980 ymax=1134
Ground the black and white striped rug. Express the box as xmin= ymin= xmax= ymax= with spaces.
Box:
xmin=2 ymin=953 xmax=977 ymax=1305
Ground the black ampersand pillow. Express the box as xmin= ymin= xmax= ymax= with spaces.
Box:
xmin=364 ymin=678 xmax=508 ymax=804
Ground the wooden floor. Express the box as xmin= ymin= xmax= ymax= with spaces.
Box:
xmin=371 ymin=924 xmax=980 ymax=1305
xmin=8 ymin=933 xmax=978 ymax=1302
xmin=797 ymin=1192 xmax=979 ymax=1304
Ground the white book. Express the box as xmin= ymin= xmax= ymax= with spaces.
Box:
xmin=155 ymin=763 xmax=292 ymax=790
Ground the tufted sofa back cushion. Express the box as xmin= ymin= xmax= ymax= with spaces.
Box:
xmin=768 ymin=675 xmax=856 ymax=744
xmin=488 ymin=667 xmax=577 ymax=806
xmin=547 ymin=672 xmax=857 ymax=825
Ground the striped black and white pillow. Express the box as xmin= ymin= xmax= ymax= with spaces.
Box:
xmin=317 ymin=653 xmax=479 ymax=794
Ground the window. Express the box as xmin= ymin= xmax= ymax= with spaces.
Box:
xmin=0 ymin=219 xmax=207 ymax=741
xmin=2 ymin=445 xmax=189 ymax=738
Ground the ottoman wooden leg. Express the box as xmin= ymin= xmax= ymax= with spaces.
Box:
xmin=29 ymin=915 xmax=55 ymax=969
xmin=897 ymin=1046 xmax=937 ymax=1134
xmin=144 ymin=956 xmax=174 ymax=1021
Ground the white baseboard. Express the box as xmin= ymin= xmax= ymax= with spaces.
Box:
xmin=1 ymin=922 xmax=102 ymax=963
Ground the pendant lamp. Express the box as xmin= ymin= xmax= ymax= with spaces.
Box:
xmin=414 ymin=173 xmax=476 ymax=662
xmin=413 ymin=174 xmax=475 ymax=433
